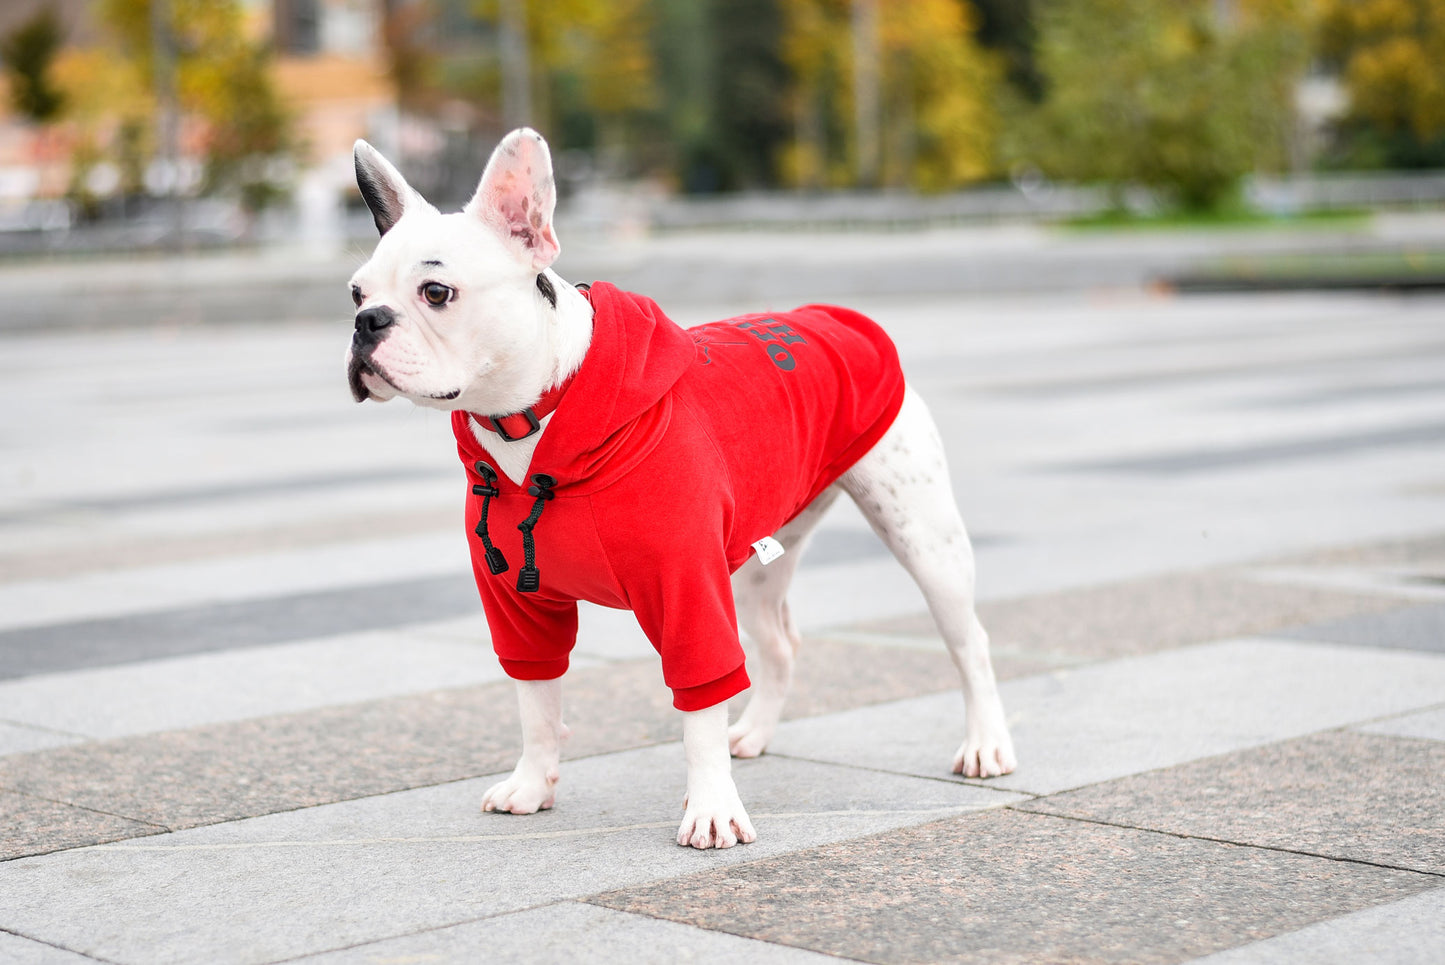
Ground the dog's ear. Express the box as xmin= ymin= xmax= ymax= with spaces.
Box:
xmin=465 ymin=127 xmax=560 ymax=271
xmin=354 ymin=140 xmax=425 ymax=236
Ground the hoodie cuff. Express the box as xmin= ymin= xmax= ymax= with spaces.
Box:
xmin=498 ymin=656 xmax=570 ymax=681
xmin=671 ymin=663 xmax=751 ymax=712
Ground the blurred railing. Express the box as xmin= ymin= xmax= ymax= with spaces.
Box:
xmin=2 ymin=169 xmax=1445 ymax=259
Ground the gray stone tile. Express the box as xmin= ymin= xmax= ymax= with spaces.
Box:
xmin=1357 ymin=707 xmax=1445 ymax=741
xmin=1023 ymin=731 xmax=1445 ymax=874
xmin=1052 ymin=420 xmax=1445 ymax=476
xmin=0 ymin=574 xmax=482 ymax=680
xmin=589 ymin=808 xmax=1436 ymax=965
xmin=1273 ymin=532 xmax=1445 ymax=569
xmin=1184 ymin=886 xmax=1445 ymax=965
xmin=862 ymin=570 xmax=1404 ymax=662
xmin=290 ymin=902 xmax=839 ymax=965
xmin=0 ymin=633 xmax=512 ymax=741
xmin=1282 ymin=601 xmax=1445 ymax=653
xmin=0 ymin=632 xmax=1031 ymax=860
xmin=767 ymin=638 xmax=1445 ymax=795
xmin=0 ymin=790 xmax=161 ymax=861
xmin=0 ymin=721 xmax=81 ymax=756
xmin=0 ymin=678 xmax=526 ymax=836
xmin=0 ymin=931 xmax=102 ymax=965
xmin=0 ymin=750 xmax=1020 ymax=965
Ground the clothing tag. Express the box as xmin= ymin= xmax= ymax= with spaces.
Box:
xmin=751 ymin=536 xmax=786 ymax=566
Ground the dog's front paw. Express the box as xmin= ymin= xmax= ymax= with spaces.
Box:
xmin=953 ymin=712 xmax=1017 ymax=779
xmin=677 ymin=778 xmax=757 ymax=850
xmin=481 ymin=761 xmax=559 ymax=815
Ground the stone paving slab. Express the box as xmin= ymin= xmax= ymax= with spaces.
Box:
xmin=590 ymin=808 xmax=1437 ymax=965
xmin=0 ymin=931 xmax=102 ymax=965
xmin=0 ymin=533 xmax=467 ymax=634
xmin=290 ymin=901 xmax=838 ymax=965
xmin=1021 ymin=730 xmax=1445 ymax=874
xmin=1184 ymin=887 xmax=1445 ymax=965
xmin=1282 ymin=600 xmax=1445 ymax=653
xmin=0 ymin=751 xmax=1021 ymax=965
xmin=1273 ymin=532 xmax=1445 ymax=569
xmin=1356 ymin=706 xmax=1445 ymax=741
xmin=0 ymin=791 xmax=162 ymax=862
xmin=933 ymin=571 xmax=1404 ymax=661
xmin=0 ymin=636 xmax=976 ymax=859
xmin=0 ymin=633 xmax=512 ymax=740
xmin=0 ymin=721 xmax=80 ymax=757
xmin=766 ymin=638 xmax=1445 ymax=795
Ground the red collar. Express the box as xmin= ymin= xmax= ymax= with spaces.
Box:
xmin=470 ymin=374 xmax=574 ymax=442
xmin=470 ymin=283 xmax=590 ymax=442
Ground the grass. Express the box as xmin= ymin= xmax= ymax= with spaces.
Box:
xmin=1200 ymin=248 xmax=1445 ymax=282
xmin=1061 ymin=205 xmax=1374 ymax=232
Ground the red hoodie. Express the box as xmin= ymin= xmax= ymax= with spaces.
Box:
xmin=452 ymin=282 xmax=906 ymax=711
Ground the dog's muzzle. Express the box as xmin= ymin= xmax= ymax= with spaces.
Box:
xmin=348 ymin=306 xmax=399 ymax=402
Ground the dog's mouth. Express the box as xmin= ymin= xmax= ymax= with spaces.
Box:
xmin=348 ymin=352 xmax=389 ymax=403
xmin=348 ymin=351 xmax=460 ymax=404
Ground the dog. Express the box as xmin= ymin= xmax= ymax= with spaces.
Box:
xmin=345 ymin=128 xmax=1016 ymax=850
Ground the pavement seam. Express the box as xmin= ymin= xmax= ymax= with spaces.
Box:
xmin=762 ymin=750 xmax=1041 ymax=797
xmin=572 ymin=902 xmax=877 ymax=965
xmin=85 ymin=807 xmax=999 ymax=854
xmin=1007 ymin=806 xmax=1445 ymax=880
xmin=1341 ymin=698 xmax=1445 ymax=731
xmin=253 ymin=899 xmax=876 ymax=965
xmin=0 ymin=786 xmax=172 ymax=833
xmin=0 ymin=925 xmax=120 ymax=964
xmin=0 ymin=717 xmax=92 ymax=741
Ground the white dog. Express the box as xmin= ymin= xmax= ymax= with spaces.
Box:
xmin=346 ymin=128 xmax=1016 ymax=850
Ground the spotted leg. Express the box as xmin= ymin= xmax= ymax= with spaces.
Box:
xmin=839 ymin=385 xmax=1017 ymax=778
xmin=727 ymin=488 xmax=838 ymax=758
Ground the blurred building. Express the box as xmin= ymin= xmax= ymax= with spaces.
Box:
xmin=262 ymin=0 xmax=395 ymax=168
xmin=0 ymin=0 xmax=399 ymax=230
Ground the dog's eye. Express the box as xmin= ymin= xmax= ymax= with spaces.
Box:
xmin=421 ymin=283 xmax=453 ymax=307
xmin=351 ymin=286 xmax=363 ymax=307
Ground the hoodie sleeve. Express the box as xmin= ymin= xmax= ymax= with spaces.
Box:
xmin=590 ymin=452 xmax=751 ymax=713
xmin=473 ymin=572 xmax=579 ymax=681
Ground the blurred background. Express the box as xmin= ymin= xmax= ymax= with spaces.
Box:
xmin=0 ymin=0 xmax=1443 ymax=257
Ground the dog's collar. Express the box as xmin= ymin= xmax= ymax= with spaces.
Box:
xmin=471 ymin=374 xmax=575 ymax=442
xmin=470 ymin=283 xmax=591 ymax=443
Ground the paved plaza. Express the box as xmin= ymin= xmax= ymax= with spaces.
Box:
xmin=1 ymin=233 xmax=1443 ymax=962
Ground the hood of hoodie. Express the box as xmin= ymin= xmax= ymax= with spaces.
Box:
xmin=453 ymin=281 xmax=699 ymax=494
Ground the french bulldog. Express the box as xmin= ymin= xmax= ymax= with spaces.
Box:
xmin=346 ymin=128 xmax=1016 ymax=850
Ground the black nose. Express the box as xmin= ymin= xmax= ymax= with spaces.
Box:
xmin=354 ymin=306 xmax=396 ymax=336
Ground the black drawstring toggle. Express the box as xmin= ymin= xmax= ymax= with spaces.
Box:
xmin=470 ymin=461 xmax=509 ymax=575
xmin=516 ymin=473 xmax=556 ymax=593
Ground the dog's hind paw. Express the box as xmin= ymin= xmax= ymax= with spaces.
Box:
xmin=481 ymin=762 xmax=559 ymax=815
xmin=727 ymin=720 xmax=774 ymax=759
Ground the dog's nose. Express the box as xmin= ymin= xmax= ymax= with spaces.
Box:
xmin=354 ymin=306 xmax=396 ymax=336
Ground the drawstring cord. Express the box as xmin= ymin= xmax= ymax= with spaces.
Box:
xmin=515 ymin=473 xmax=555 ymax=593
xmin=471 ymin=462 xmax=509 ymax=575
xmin=471 ymin=463 xmax=556 ymax=593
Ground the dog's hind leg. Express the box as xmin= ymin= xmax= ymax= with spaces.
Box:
xmin=839 ymin=385 xmax=1016 ymax=778
xmin=728 ymin=487 xmax=839 ymax=758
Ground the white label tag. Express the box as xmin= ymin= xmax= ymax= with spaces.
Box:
xmin=751 ymin=536 xmax=786 ymax=566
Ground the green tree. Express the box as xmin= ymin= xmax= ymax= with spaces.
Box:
xmin=781 ymin=0 xmax=999 ymax=191
xmin=468 ymin=0 xmax=660 ymax=157
xmin=96 ymin=0 xmax=294 ymax=209
xmin=0 ymin=4 xmax=67 ymax=123
xmin=1013 ymin=0 xmax=1310 ymax=211
xmin=1318 ymin=0 xmax=1445 ymax=167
